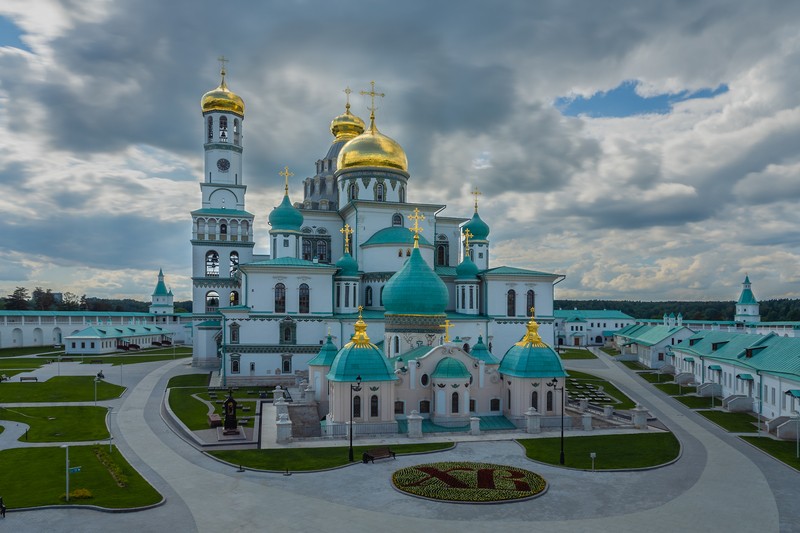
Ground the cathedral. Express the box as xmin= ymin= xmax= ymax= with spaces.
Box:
xmin=190 ymin=64 xmax=566 ymax=424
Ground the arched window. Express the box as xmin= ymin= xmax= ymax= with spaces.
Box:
xmin=406 ymin=248 xmax=411 ymax=257
xmin=220 ymin=223 xmax=227 ymax=235
xmin=353 ymin=395 xmax=362 ymax=418
xmin=299 ymin=284 xmax=310 ymax=314
xmin=469 ymin=287 xmax=474 ymax=309
xmin=229 ymin=290 xmax=239 ymax=306
xmin=282 ymin=358 xmax=291 ymax=373
xmin=531 ymin=391 xmax=538 ymax=410
xmin=229 ymin=251 xmax=239 ymax=276
xmin=463 ymin=343 xmax=470 ymax=353
xmin=398 ymin=249 xmax=403 ymax=257
xmin=392 ymin=213 xmax=403 ymax=227
xmin=344 ymin=283 xmax=350 ymax=307
xmin=348 ymin=183 xmax=358 ymax=201
xmin=302 ymin=239 xmax=312 ymax=261
xmin=394 ymin=401 xmax=405 ymax=414
xmin=370 ymin=395 xmax=379 ymax=417
xmin=460 ymin=286 xmax=466 ymax=308
xmin=205 ymin=291 xmax=219 ymax=313
xmin=365 ymin=286 xmax=373 ymax=307
xmin=469 ymin=248 xmax=475 ymax=261
xmin=394 ymin=336 xmax=399 ymax=353
xmin=274 ymin=283 xmax=286 ymax=313
xmin=336 ymin=284 xmax=341 ymax=307
xmin=399 ymin=186 xmax=405 ymax=203
xmin=437 ymin=244 xmax=447 ymax=266
xmin=207 ymin=117 xmax=213 ymax=142
xmin=508 ymin=389 xmax=511 ymax=406
xmin=490 ymin=398 xmax=500 ymax=411
xmin=229 ymin=323 xmax=239 ymax=344
xmin=546 ymin=390 xmax=554 ymax=412
xmin=231 ymin=359 xmax=240 ymax=373
xmin=233 ymin=118 xmax=240 ymax=145
xmin=507 ymin=290 xmax=516 ymax=316
xmin=451 ymin=392 xmax=459 ymax=414
xmin=205 ymin=251 xmax=220 ymax=277
xmin=375 ymin=183 xmax=385 ymax=202
xmin=380 ymin=286 xmax=384 ymax=306
xmin=316 ymin=241 xmax=327 ymax=262
xmin=527 ymin=291 xmax=535 ymax=315
xmin=419 ymin=400 xmax=430 ymax=414
xmin=219 ymin=116 xmax=228 ymax=141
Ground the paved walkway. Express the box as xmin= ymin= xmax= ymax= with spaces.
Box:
xmin=3 ymin=350 xmax=799 ymax=532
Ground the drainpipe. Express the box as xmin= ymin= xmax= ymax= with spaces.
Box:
xmin=351 ymin=202 xmax=359 ymax=262
xmin=221 ymin=314 xmax=227 ymax=387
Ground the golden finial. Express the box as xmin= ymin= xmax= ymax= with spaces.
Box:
xmin=279 ymin=166 xmax=294 ymax=195
xmin=471 ymin=186 xmax=482 ymax=213
xmin=360 ymin=81 xmax=385 ymax=131
xmin=463 ymin=228 xmax=473 ymax=256
xmin=340 ymin=223 xmax=353 ymax=254
xmin=440 ymin=319 xmax=453 ymax=343
xmin=407 ymin=208 xmax=425 ymax=248
xmin=350 ymin=305 xmax=371 ymax=347
xmin=516 ymin=311 xmax=546 ymax=347
xmin=343 ymin=86 xmax=352 ymax=113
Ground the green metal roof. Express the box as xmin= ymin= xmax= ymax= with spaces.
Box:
xmin=326 ymin=342 xmax=398 ymax=383
xmin=469 ymin=335 xmax=499 ymax=364
xmin=361 ymin=226 xmax=432 ymax=247
xmin=152 ymin=268 xmax=170 ymax=297
xmin=455 ymin=256 xmax=479 ymax=280
xmin=463 ymin=211 xmax=490 ymax=240
xmin=481 ymin=266 xmax=559 ymax=277
xmin=191 ymin=208 xmax=254 ymax=218
xmin=499 ymin=343 xmax=567 ymax=379
xmin=268 ymin=193 xmax=303 ymax=231
xmin=67 ymin=324 xmax=171 ymax=340
xmin=307 ymin=334 xmax=339 ymax=367
xmin=737 ymin=288 xmax=758 ymax=305
xmin=683 ymin=356 xmax=695 ymax=362
xmin=383 ymin=246 xmax=448 ymax=315
xmin=434 ymin=266 xmax=458 ymax=277
xmin=615 ymin=324 xmax=692 ymax=347
xmin=431 ymin=357 xmax=471 ymax=379
xmin=786 ymin=390 xmax=800 ymax=398
xmin=736 ymin=373 xmax=754 ymax=380
xmin=334 ymin=252 xmax=360 ymax=276
xmin=554 ymin=309 xmax=634 ymax=320
xmin=389 ymin=345 xmax=433 ymax=365
xmin=708 ymin=364 xmax=722 ymax=371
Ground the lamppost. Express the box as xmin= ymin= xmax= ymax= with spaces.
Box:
xmin=348 ymin=375 xmax=362 ymax=463
xmin=94 ymin=376 xmax=99 ymax=406
xmin=547 ymin=377 xmax=566 ymax=465
xmin=61 ymin=444 xmax=69 ymax=502
xmin=793 ymin=410 xmax=800 ymax=460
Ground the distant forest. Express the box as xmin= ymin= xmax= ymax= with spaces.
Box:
xmin=555 ymin=299 xmax=800 ymax=322
xmin=0 ymin=286 xmax=192 ymax=313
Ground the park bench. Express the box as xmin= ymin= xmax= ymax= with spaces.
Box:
xmin=208 ymin=413 xmax=222 ymax=428
xmin=362 ymin=447 xmax=396 ymax=463
xmin=19 ymin=376 xmax=38 ymax=382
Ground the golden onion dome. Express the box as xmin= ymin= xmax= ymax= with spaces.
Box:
xmin=337 ymin=117 xmax=408 ymax=172
xmin=330 ymin=102 xmax=366 ymax=142
xmin=201 ymin=67 xmax=245 ymax=116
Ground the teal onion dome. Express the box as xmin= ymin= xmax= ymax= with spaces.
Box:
xmin=469 ymin=335 xmax=499 ymax=364
xmin=268 ymin=193 xmax=303 ymax=231
xmin=308 ymin=334 xmax=339 ymax=367
xmin=335 ymin=252 xmax=359 ymax=277
xmin=499 ymin=316 xmax=567 ymax=378
xmin=382 ymin=246 xmax=448 ymax=315
xmin=326 ymin=312 xmax=398 ymax=382
xmin=455 ymin=255 xmax=480 ymax=279
xmin=463 ymin=211 xmax=490 ymax=241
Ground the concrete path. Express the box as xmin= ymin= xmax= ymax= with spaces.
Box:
xmin=3 ymin=351 xmax=799 ymax=532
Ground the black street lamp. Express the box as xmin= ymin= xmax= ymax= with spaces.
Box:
xmin=348 ymin=375 xmax=362 ymax=463
xmin=547 ymin=377 xmax=566 ymax=465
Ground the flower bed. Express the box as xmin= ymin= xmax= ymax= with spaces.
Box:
xmin=392 ymin=461 xmax=546 ymax=503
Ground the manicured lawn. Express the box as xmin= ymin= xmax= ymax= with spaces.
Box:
xmin=675 ymin=395 xmax=719 ymax=409
xmin=621 ymin=360 xmax=647 ymax=370
xmin=638 ymin=372 xmax=672 ymax=384
xmin=696 ymin=410 xmax=759 ymax=433
xmin=558 ymin=349 xmax=597 ymax=360
xmin=0 ymin=376 xmax=125 ymax=403
xmin=80 ymin=353 xmax=191 ymax=366
xmin=0 ymin=406 xmax=109 ymax=441
xmin=740 ymin=436 xmax=800 ymax=469
xmin=168 ymin=373 xmax=210 ymax=388
xmin=518 ymin=432 xmax=680 ymax=469
xmin=601 ymin=347 xmax=620 ymax=356
xmin=209 ymin=442 xmax=454 ymax=471
xmin=565 ymin=370 xmax=636 ymax=409
xmin=0 ymin=445 xmax=162 ymax=508
xmin=0 ymin=346 xmax=64 ymax=358
xmin=0 ymin=359 xmax=48 ymax=369
xmin=167 ymin=386 xmax=209 ymax=430
xmin=654 ymin=383 xmax=696 ymax=395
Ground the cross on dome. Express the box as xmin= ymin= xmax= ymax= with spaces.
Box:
xmin=343 ymin=86 xmax=353 ymax=112
xmin=472 ymin=186 xmax=482 ymax=213
xmin=360 ymin=81 xmax=385 ymax=130
xmin=407 ymin=208 xmax=425 ymax=248
xmin=340 ymin=223 xmax=353 ymax=254
xmin=279 ymin=166 xmax=294 ymax=195
xmin=440 ymin=319 xmax=453 ymax=343
xmin=217 ymin=55 xmax=229 ymax=78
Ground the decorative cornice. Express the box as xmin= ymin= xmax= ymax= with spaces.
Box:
xmin=204 ymin=142 xmax=243 ymax=153
xmin=190 ymin=239 xmax=255 ymax=248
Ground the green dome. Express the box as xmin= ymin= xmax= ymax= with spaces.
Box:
xmin=326 ymin=313 xmax=397 ymax=382
xmin=308 ymin=334 xmax=339 ymax=367
xmin=383 ymin=246 xmax=448 ymax=315
xmin=362 ymin=226 xmax=432 ymax=247
xmin=431 ymin=357 xmax=471 ymax=380
xmin=469 ymin=335 xmax=499 ymax=364
xmin=464 ymin=211 xmax=490 ymax=241
xmin=335 ymin=252 xmax=359 ymax=277
xmin=152 ymin=268 xmax=169 ymax=296
xmin=268 ymin=193 xmax=303 ymax=231
xmin=499 ymin=317 xmax=567 ymax=378
xmin=455 ymin=256 xmax=479 ymax=279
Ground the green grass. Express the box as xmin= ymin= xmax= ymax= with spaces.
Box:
xmin=600 ymin=347 xmax=621 ymax=356
xmin=740 ymin=436 xmax=800 ymax=469
xmin=558 ymin=349 xmax=597 ymax=360
xmin=0 ymin=376 xmax=125 ymax=403
xmin=654 ymin=383 xmax=696 ymax=395
xmin=565 ymin=370 xmax=636 ymax=409
xmin=638 ymin=372 xmax=672 ymax=384
xmin=0 ymin=346 xmax=64 ymax=358
xmin=209 ymin=442 xmax=454 ymax=471
xmin=80 ymin=353 xmax=191 ymax=366
xmin=518 ymin=432 xmax=680 ymax=469
xmin=168 ymin=373 xmax=210 ymax=388
xmin=675 ymin=395 xmax=719 ymax=409
xmin=167 ymin=386 xmax=209 ymax=430
xmin=0 ymin=359 xmax=49 ymax=369
xmin=696 ymin=410 xmax=759 ymax=433
xmin=0 ymin=406 xmax=109 ymax=441
xmin=621 ymin=360 xmax=648 ymax=370
xmin=0 ymin=445 xmax=162 ymax=508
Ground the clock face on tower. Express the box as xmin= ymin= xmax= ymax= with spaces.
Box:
xmin=217 ymin=158 xmax=230 ymax=172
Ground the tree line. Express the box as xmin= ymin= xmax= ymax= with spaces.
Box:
xmin=556 ymin=299 xmax=800 ymax=322
xmin=1 ymin=287 xmax=192 ymax=313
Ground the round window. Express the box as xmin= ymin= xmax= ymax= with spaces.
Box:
xmin=421 ymin=373 xmax=429 ymax=387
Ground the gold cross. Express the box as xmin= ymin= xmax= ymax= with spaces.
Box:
xmin=343 ymin=86 xmax=352 ymax=112
xmin=360 ymin=81 xmax=385 ymax=128
xmin=407 ymin=208 xmax=425 ymax=247
xmin=472 ymin=186 xmax=482 ymax=212
xmin=530 ymin=307 xmax=535 ymax=317
xmin=440 ymin=319 xmax=453 ymax=343
xmin=218 ymin=55 xmax=229 ymax=77
xmin=340 ymin=223 xmax=353 ymax=254
xmin=358 ymin=305 xmax=364 ymax=317
xmin=463 ymin=228 xmax=473 ymax=255
xmin=279 ymin=166 xmax=294 ymax=195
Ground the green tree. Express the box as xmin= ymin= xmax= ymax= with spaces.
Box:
xmin=5 ymin=287 xmax=30 ymax=310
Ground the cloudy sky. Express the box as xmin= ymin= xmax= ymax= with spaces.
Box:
xmin=1 ymin=0 xmax=800 ymax=303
